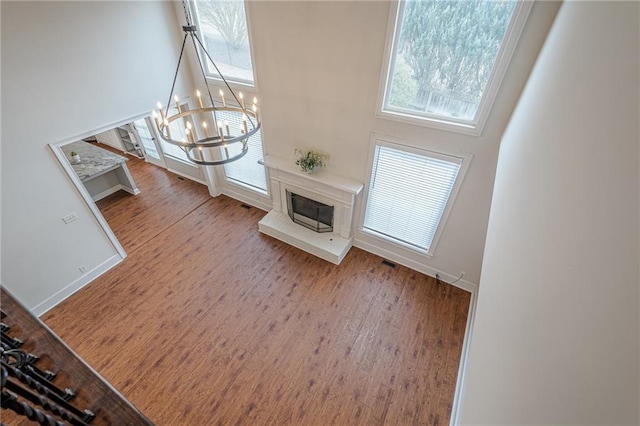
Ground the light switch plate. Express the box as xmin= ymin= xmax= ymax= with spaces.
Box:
xmin=62 ymin=212 xmax=78 ymax=224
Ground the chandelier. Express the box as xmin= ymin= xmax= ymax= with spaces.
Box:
xmin=152 ymin=1 xmax=260 ymax=166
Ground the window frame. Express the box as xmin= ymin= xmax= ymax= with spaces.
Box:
xmin=359 ymin=134 xmax=472 ymax=257
xmin=189 ymin=0 xmax=259 ymax=89
xmin=376 ymin=0 xmax=534 ymax=136
xmin=219 ymin=112 xmax=269 ymax=196
xmin=158 ymin=98 xmax=202 ymax=168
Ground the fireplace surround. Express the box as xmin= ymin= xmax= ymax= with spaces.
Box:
xmin=258 ymin=155 xmax=363 ymax=264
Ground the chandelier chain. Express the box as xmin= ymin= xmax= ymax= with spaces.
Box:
xmin=165 ymin=33 xmax=189 ymax=122
xmin=189 ymin=32 xmax=217 ymax=110
xmin=192 ymin=34 xmax=256 ymax=128
xmin=182 ymin=0 xmax=193 ymax=27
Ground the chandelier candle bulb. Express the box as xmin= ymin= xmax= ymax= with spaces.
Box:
xmin=174 ymin=95 xmax=182 ymax=113
xmin=218 ymin=123 xmax=224 ymax=139
xmin=253 ymin=97 xmax=257 ymax=105
xmin=252 ymin=104 xmax=259 ymax=123
xmin=224 ymin=120 xmax=230 ymax=137
xmin=157 ymin=102 xmax=165 ymax=121
xmin=163 ymin=119 xmax=172 ymax=138
xmin=152 ymin=110 xmax=161 ymax=129
xmin=219 ymin=89 xmax=226 ymax=107
xmin=196 ymin=90 xmax=203 ymax=108
xmin=202 ymin=121 xmax=209 ymax=138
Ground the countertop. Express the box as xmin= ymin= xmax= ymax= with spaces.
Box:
xmin=62 ymin=141 xmax=128 ymax=182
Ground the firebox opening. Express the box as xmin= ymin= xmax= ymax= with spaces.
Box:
xmin=286 ymin=190 xmax=334 ymax=233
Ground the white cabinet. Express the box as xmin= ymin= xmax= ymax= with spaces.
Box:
xmin=95 ymin=124 xmax=144 ymax=158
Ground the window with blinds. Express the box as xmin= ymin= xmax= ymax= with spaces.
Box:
xmin=217 ymin=110 xmax=267 ymax=193
xmin=363 ymin=142 xmax=463 ymax=253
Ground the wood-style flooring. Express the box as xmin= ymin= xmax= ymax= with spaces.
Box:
xmin=41 ymin=152 xmax=471 ymax=425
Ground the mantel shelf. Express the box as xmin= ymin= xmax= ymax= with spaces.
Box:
xmin=261 ymin=155 xmax=363 ymax=195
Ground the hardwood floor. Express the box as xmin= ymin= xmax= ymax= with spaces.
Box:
xmin=41 ymin=155 xmax=471 ymax=425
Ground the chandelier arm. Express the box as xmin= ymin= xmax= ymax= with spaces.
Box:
xmin=165 ymin=32 xmax=190 ymax=119
xmin=188 ymin=32 xmax=217 ymax=109
xmin=192 ymin=33 xmax=257 ymax=128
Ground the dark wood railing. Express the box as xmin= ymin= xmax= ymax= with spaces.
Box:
xmin=1 ymin=287 xmax=153 ymax=425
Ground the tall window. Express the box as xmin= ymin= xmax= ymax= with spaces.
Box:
xmin=381 ymin=0 xmax=530 ymax=132
xmin=193 ymin=0 xmax=255 ymax=85
xmin=362 ymin=139 xmax=468 ymax=254
xmin=159 ymin=102 xmax=196 ymax=165
xmin=217 ymin=110 xmax=267 ymax=193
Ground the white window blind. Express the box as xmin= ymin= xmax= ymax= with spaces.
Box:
xmin=159 ymin=103 xmax=194 ymax=164
xmin=363 ymin=144 xmax=461 ymax=252
xmin=217 ymin=110 xmax=267 ymax=192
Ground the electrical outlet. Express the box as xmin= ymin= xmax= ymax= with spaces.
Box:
xmin=62 ymin=212 xmax=78 ymax=224
xmin=79 ymin=265 xmax=88 ymax=273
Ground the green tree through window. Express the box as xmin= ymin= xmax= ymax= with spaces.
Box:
xmin=387 ymin=0 xmax=517 ymax=122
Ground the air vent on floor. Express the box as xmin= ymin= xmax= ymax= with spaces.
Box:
xmin=241 ymin=204 xmax=251 ymax=209
xmin=382 ymin=259 xmax=396 ymax=268
xmin=177 ymin=176 xmax=185 ymax=180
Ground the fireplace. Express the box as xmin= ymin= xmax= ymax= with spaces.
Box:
xmin=286 ymin=190 xmax=334 ymax=233
xmin=258 ymin=155 xmax=363 ymax=264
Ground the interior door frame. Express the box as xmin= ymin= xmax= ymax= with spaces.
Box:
xmin=131 ymin=117 xmax=167 ymax=169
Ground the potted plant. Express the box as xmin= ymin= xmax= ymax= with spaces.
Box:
xmin=295 ymin=148 xmax=328 ymax=173
xmin=70 ymin=151 xmax=80 ymax=163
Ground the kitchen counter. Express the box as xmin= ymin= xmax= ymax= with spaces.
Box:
xmin=62 ymin=141 xmax=140 ymax=201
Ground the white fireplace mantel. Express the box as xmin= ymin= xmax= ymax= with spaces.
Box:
xmin=258 ymin=155 xmax=363 ymax=264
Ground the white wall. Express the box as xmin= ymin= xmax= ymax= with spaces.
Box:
xmin=461 ymin=1 xmax=639 ymax=424
xmin=1 ymin=1 xmax=191 ymax=310
xmin=231 ymin=1 xmax=560 ymax=286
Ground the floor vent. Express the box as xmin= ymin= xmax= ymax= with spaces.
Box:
xmin=177 ymin=176 xmax=185 ymax=180
xmin=241 ymin=204 xmax=251 ymax=209
xmin=382 ymin=259 xmax=396 ymax=268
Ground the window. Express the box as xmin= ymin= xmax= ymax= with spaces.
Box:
xmin=217 ymin=110 xmax=267 ymax=193
xmin=380 ymin=0 xmax=531 ymax=133
xmin=362 ymin=139 xmax=469 ymax=254
xmin=158 ymin=102 xmax=198 ymax=165
xmin=192 ymin=0 xmax=255 ymax=85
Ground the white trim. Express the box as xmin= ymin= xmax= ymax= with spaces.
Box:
xmin=353 ymin=237 xmax=477 ymax=294
xmin=166 ymin=166 xmax=208 ymax=185
xmin=32 ymin=254 xmax=122 ymax=317
xmin=90 ymin=184 xmax=124 ymax=202
xmin=49 ymin=143 xmax=126 ymax=260
xmin=449 ymin=290 xmax=479 ymax=426
xmin=358 ymin=133 xmax=472 ymax=257
xmin=221 ymin=183 xmax=271 ymax=212
xmin=376 ymin=1 xmax=534 ymax=136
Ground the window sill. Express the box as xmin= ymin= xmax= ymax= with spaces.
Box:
xmin=375 ymin=109 xmax=482 ymax=137
xmin=359 ymin=227 xmax=434 ymax=259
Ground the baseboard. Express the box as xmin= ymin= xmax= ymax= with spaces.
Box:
xmin=91 ymin=185 xmax=124 ymax=202
xmin=353 ymin=238 xmax=478 ymax=293
xmin=221 ymin=186 xmax=272 ymax=212
xmin=32 ymin=254 xmax=123 ymax=317
xmin=449 ymin=291 xmax=478 ymax=425
xmin=166 ymin=167 xmax=207 ymax=185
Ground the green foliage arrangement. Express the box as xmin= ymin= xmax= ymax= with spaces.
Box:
xmin=295 ymin=148 xmax=328 ymax=173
